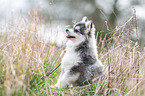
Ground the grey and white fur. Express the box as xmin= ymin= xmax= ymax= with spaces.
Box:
xmin=51 ymin=16 xmax=104 ymax=89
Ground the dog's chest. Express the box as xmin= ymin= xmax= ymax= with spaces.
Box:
xmin=61 ymin=48 xmax=80 ymax=70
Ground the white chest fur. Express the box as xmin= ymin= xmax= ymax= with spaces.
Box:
xmin=61 ymin=42 xmax=81 ymax=71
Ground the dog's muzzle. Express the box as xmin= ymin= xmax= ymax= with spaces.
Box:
xmin=66 ymin=29 xmax=76 ymax=38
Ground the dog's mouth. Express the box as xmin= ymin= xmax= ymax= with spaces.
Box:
xmin=66 ymin=35 xmax=76 ymax=38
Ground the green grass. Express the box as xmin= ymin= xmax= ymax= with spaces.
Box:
xmin=0 ymin=15 xmax=145 ymax=96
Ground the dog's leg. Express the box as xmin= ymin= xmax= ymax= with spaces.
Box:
xmin=52 ymin=70 xmax=80 ymax=89
xmin=58 ymin=69 xmax=64 ymax=79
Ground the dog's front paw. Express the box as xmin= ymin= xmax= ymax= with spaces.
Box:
xmin=50 ymin=84 xmax=61 ymax=89
xmin=50 ymin=85 xmax=56 ymax=88
xmin=51 ymin=83 xmax=66 ymax=89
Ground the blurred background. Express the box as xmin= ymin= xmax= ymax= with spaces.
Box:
xmin=0 ymin=0 xmax=145 ymax=46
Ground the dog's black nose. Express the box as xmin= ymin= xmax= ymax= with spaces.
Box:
xmin=66 ymin=29 xmax=69 ymax=32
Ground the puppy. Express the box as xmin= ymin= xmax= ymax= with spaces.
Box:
xmin=52 ymin=16 xmax=104 ymax=89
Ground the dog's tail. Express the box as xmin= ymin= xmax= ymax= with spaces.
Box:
xmin=92 ymin=60 xmax=107 ymax=82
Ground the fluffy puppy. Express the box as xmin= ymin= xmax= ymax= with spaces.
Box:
xmin=52 ymin=16 xmax=104 ymax=89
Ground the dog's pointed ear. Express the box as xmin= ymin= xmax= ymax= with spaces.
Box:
xmin=86 ymin=21 xmax=95 ymax=34
xmin=86 ymin=21 xmax=94 ymax=29
xmin=82 ymin=16 xmax=88 ymax=22
xmin=86 ymin=21 xmax=92 ymax=30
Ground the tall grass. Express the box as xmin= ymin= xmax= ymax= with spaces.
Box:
xmin=0 ymin=14 xmax=145 ymax=96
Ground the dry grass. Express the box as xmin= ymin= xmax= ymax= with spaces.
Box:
xmin=0 ymin=14 xmax=145 ymax=96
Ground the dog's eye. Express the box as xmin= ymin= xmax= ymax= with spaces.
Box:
xmin=74 ymin=26 xmax=80 ymax=33
xmin=74 ymin=29 xmax=80 ymax=32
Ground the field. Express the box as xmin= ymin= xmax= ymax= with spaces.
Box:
xmin=0 ymin=14 xmax=145 ymax=96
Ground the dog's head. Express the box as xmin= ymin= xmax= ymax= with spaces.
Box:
xmin=66 ymin=16 xmax=95 ymax=42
